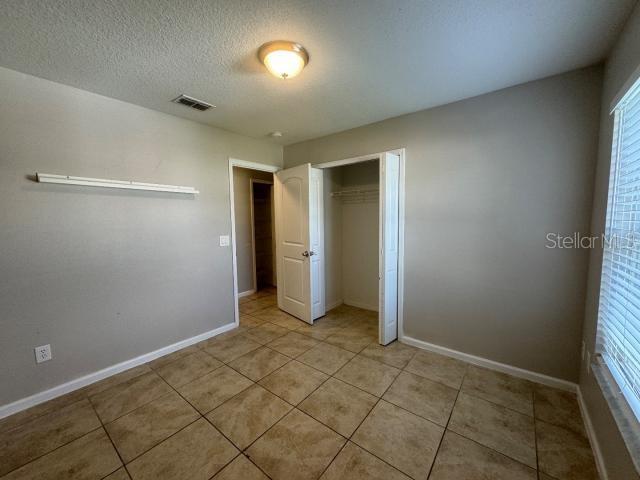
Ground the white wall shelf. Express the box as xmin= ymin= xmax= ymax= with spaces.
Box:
xmin=36 ymin=173 xmax=199 ymax=194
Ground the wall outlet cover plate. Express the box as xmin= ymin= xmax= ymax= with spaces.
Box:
xmin=35 ymin=344 xmax=52 ymax=363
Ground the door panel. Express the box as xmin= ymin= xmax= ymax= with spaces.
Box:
xmin=283 ymin=257 xmax=304 ymax=304
xmin=282 ymin=177 xmax=304 ymax=243
xmin=275 ymin=164 xmax=325 ymax=323
xmin=379 ymin=153 xmax=400 ymax=344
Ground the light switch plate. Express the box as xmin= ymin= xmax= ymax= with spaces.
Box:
xmin=35 ymin=344 xmax=52 ymax=364
xmin=219 ymin=235 xmax=230 ymax=247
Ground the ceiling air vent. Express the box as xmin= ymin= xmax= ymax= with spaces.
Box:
xmin=171 ymin=94 xmax=215 ymax=111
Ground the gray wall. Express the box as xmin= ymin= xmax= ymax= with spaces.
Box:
xmin=285 ymin=66 xmax=602 ymax=382
xmin=581 ymin=3 xmax=640 ymax=478
xmin=0 ymin=66 xmax=282 ymax=406
xmin=232 ymin=167 xmax=274 ymax=294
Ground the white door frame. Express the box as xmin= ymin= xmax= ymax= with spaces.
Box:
xmin=249 ymin=178 xmax=275 ymax=293
xmin=312 ymin=148 xmax=406 ymax=342
xmin=229 ymin=158 xmax=280 ymax=326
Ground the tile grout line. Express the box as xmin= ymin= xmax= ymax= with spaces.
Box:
xmin=91 ymin=375 xmax=187 ymax=424
xmin=424 ymin=366 xmax=544 ymax=475
xmin=404 ymin=361 xmax=540 ymax=420
xmin=113 ymin=373 xmax=207 ymax=470
xmin=316 ymin=353 xmax=412 ymax=480
xmin=0 ymin=425 xmax=105 ymax=478
xmin=216 ymin=356 xmax=330 ymax=455
xmin=305 ymin=341 xmax=413 ymax=478
xmin=257 ymin=360 xmax=331 ymax=408
xmin=430 ymin=367 xmax=543 ymax=475
xmin=403 ymin=351 xmax=543 ymax=473
xmin=170 ymin=330 xmax=302 ymax=480
xmin=85 ymin=392 xmax=132 ymax=480
xmin=0 ymin=369 xmax=163 ymax=477
xmin=533 ymin=389 xmax=541 ymax=479
xmin=425 ymin=364 xmax=469 ymax=479
xmin=139 ymin=364 xmax=253 ymax=479
xmin=3 ymin=377 xmax=168 ymax=478
xmin=0 ymin=395 xmax=89 ymax=436
xmin=104 ymin=358 xmax=254 ymax=472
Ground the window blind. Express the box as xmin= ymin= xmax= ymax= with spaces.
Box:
xmin=598 ymin=76 xmax=640 ymax=421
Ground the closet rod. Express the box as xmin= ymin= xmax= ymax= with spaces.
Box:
xmin=330 ymin=188 xmax=379 ymax=197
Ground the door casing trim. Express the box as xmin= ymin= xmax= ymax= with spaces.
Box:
xmin=228 ymin=158 xmax=280 ymax=326
xmin=312 ymin=148 xmax=406 ymax=342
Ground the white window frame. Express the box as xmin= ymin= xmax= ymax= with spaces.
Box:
xmin=597 ymin=74 xmax=640 ymax=423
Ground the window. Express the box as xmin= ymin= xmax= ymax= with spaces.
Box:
xmin=598 ymin=76 xmax=640 ymax=421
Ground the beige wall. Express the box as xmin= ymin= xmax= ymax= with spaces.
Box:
xmin=581 ymin=3 xmax=640 ymax=478
xmin=0 ymin=66 xmax=282 ymax=406
xmin=285 ymin=66 xmax=603 ymax=382
xmin=232 ymin=167 xmax=274 ymax=294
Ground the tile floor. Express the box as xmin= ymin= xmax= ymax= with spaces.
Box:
xmin=0 ymin=288 xmax=599 ymax=480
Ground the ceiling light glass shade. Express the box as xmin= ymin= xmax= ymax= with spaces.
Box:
xmin=258 ymin=41 xmax=309 ymax=79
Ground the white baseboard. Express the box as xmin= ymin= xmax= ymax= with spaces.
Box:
xmin=343 ymin=299 xmax=379 ymax=312
xmin=400 ymin=335 xmax=578 ymax=392
xmin=577 ymin=388 xmax=609 ymax=480
xmin=0 ymin=322 xmax=237 ymax=420
xmin=238 ymin=289 xmax=256 ymax=298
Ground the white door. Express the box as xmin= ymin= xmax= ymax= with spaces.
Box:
xmin=379 ymin=152 xmax=400 ymax=344
xmin=275 ymin=163 xmax=325 ymax=324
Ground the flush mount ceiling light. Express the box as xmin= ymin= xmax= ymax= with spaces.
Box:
xmin=258 ymin=41 xmax=309 ymax=79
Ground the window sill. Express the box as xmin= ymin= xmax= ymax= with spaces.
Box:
xmin=591 ymin=356 xmax=640 ymax=474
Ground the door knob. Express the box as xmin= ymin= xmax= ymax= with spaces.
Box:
xmin=302 ymin=250 xmax=315 ymax=257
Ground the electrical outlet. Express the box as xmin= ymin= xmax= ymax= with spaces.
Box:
xmin=35 ymin=344 xmax=52 ymax=364
xmin=219 ymin=235 xmax=230 ymax=247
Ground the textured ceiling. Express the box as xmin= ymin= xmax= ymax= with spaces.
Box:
xmin=0 ymin=0 xmax=635 ymax=145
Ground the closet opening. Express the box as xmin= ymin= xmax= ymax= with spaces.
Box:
xmin=272 ymin=150 xmax=405 ymax=345
xmin=325 ymin=159 xmax=380 ymax=312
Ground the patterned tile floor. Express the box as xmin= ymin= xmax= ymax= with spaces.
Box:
xmin=0 ymin=288 xmax=599 ymax=479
